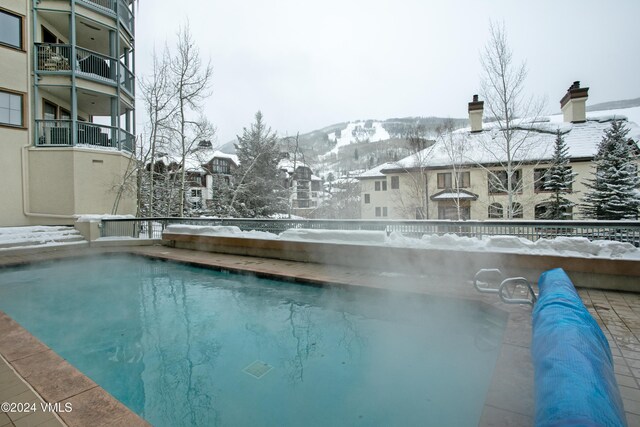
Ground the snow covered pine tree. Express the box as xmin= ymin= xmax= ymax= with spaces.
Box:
xmin=541 ymin=130 xmax=577 ymax=219
xmin=581 ymin=120 xmax=640 ymax=220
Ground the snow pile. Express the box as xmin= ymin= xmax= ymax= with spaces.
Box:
xmin=279 ymin=229 xmax=387 ymax=244
xmin=0 ymin=226 xmax=85 ymax=250
xmin=75 ymin=214 xmax=135 ymax=222
xmin=164 ymin=225 xmax=640 ymax=260
xmin=165 ymin=224 xmax=276 ymax=239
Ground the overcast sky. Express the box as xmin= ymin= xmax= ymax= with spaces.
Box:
xmin=135 ymin=0 xmax=640 ymax=144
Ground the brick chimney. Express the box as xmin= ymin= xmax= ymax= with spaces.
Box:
xmin=468 ymin=94 xmax=484 ymax=133
xmin=560 ymin=81 xmax=589 ymax=123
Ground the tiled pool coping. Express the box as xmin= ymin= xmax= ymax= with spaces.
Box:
xmin=0 ymin=245 xmax=639 ymax=426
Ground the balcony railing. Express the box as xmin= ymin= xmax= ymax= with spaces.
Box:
xmin=75 ymin=0 xmax=133 ymax=36
xmin=118 ymin=129 xmax=135 ymax=152
xmin=36 ymin=43 xmax=118 ymax=86
xmin=35 ymin=120 xmax=133 ymax=153
xmin=120 ymin=63 xmax=134 ymax=96
xmin=36 ymin=43 xmax=72 ymax=72
xmin=117 ymin=0 xmax=134 ymax=35
xmin=35 ymin=119 xmax=73 ymax=146
xmin=76 ymin=46 xmax=117 ymax=84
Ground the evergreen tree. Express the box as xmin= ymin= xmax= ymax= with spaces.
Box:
xmin=541 ymin=130 xmax=577 ymax=219
xmin=231 ymin=112 xmax=286 ymax=217
xmin=581 ymin=120 xmax=640 ymax=220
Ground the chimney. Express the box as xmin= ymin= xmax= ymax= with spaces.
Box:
xmin=560 ymin=81 xmax=589 ymax=123
xmin=468 ymin=94 xmax=484 ymax=133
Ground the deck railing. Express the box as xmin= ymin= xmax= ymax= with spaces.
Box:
xmin=120 ymin=63 xmax=134 ymax=96
xmin=100 ymin=218 xmax=640 ymax=245
xmin=76 ymin=46 xmax=117 ymax=84
xmin=76 ymin=0 xmax=133 ymax=35
xmin=35 ymin=120 xmax=133 ymax=153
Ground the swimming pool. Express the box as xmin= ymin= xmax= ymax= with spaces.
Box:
xmin=0 ymin=255 xmax=506 ymax=426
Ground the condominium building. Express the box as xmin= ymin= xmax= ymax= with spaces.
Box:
xmin=359 ymin=82 xmax=640 ymax=220
xmin=0 ymin=0 xmax=136 ymax=226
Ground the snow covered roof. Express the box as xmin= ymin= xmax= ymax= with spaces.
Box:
xmin=211 ymin=150 xmax=239 ymax=166
xmin=387 ymin=107 xmax=640 ymax=171
xmin=430 ymin=190 xmax=478 ymax=201
xmin=278 ymin=158 xmax=312 ymax=173
xmin=357 ymin=162 xmax=396 ymax=179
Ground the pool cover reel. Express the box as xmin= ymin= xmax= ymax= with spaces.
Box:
xmin=532 ymin=268 xmax=627 ymax=427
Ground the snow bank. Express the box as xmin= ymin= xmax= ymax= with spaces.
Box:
xmin=165 ymin=224 xmax=277 ymax=239
xmin=164 ymin=225 xmax=640 ymax=260
xmin=279 ymin=229 xmax=387 ymax=244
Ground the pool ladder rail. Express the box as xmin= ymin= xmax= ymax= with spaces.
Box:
xmin=473 ymin=268 xmax=538 ymax=306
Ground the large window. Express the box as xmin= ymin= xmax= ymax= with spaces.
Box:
xmin=488 ymin=170 xmax=522 ymax=194
xmin=364 ymin=194 xmax=370 ymax=204
xmin=0 ymin=10 xmax=22 ymax=50
xmin=391 ymin=176 xmax=400 ymax=189
xmin=437 ymin=171 xmax=470 ymax=189
xmin=374 ymin=180 xmax=387 ymax=191
xmin=0 ymin=89 xmax=23 ymax=127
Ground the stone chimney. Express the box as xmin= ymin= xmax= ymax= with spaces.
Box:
xmin=560 ymin=81 xmax=589 ymax=123
xmin=468 ymin=94 xmax=484 ymax=133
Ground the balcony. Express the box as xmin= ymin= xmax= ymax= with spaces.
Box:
xmin=75 ymin=0 xmax=134 ymax=36
xmin=36 ymin=43 xmax=117 ymax=85
xmin=35 ymin=120 xmax=134 ymax=153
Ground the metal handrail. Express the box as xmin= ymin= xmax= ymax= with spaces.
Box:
xmin=498 ymin=277 xmax=538 ymax=306
xmin=473 ymin=269 xmax=504 ymax=294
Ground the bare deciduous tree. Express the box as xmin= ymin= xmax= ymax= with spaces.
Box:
xmin=389 ymin=123 xmax=436 ymax=219
xmin=436 ymin=118 xmax=470 ymax=220
xmin=139 ymin=46 xmax=176 ymax=217
xmin=169 ymin=22 xmax=215 ymax=215
xmin=479 ymin=21 xmax=546 ymax=219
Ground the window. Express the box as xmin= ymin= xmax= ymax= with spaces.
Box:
xmin=211 ymin=158 xmax=231 ymax=174
xmin=375 ymin=207 xmax=381 ymax=217
xmin=511 ymin=203 xmax=523 ymax=218
xmin=0 ymin=10 xmax=22 ymax=50
xmin=438 ymin=202 xmax=471 ymax=220
xmin=364 ymin=194 xmax=370 ymax=204
xmin=391 ymin=176 xmax=399 ymax=189
xmin=488 ymin=203 xmax=503 ymax=219
xmin=382 ymin=180 xmax=387 ymax=191
xmin=382 ymin=207 xmax=388 ymax=217
xmin=191 ymin=189 xmax=202 ymax=198
xmin=375 ymin=181 xmax=380 ymax=191
xmin=0 ymin=90 xmax=23 ymax=127
xmin=437 ymin=171 xmax=470 ymax=189
xmin=488 ymin=170 xmax=522 ymax=194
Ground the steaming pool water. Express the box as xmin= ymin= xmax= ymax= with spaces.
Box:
xmin=0 ymin=255 xmax=507 ymax=427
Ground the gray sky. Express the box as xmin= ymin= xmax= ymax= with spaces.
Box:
xmin=135 ymin=0 xmax=640 ymax=144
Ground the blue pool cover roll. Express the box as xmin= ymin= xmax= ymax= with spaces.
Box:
xmin=532 ymin=268 xmax=627 ymax=427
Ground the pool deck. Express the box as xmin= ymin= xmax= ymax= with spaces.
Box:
xmin=0 ymin=245 xmax=638 ymax=426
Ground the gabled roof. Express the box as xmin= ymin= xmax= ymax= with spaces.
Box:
xmin=357 ymin=162 xmax=395 ymax=179
xmin=210 ymin=150 xmax=239 ymax=166
xmin=385 ymin=107 xmax=640 ymax=172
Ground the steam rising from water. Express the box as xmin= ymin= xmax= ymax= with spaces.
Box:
xmin=0 ymin=255 xmax=506 ymax=427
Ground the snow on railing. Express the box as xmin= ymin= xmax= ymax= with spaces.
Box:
xmin=99 ymin=218 xmax=640 ymax=246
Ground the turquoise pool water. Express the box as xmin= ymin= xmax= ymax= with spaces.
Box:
xmin=0 ymin=255 xmax=506 ymax=427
